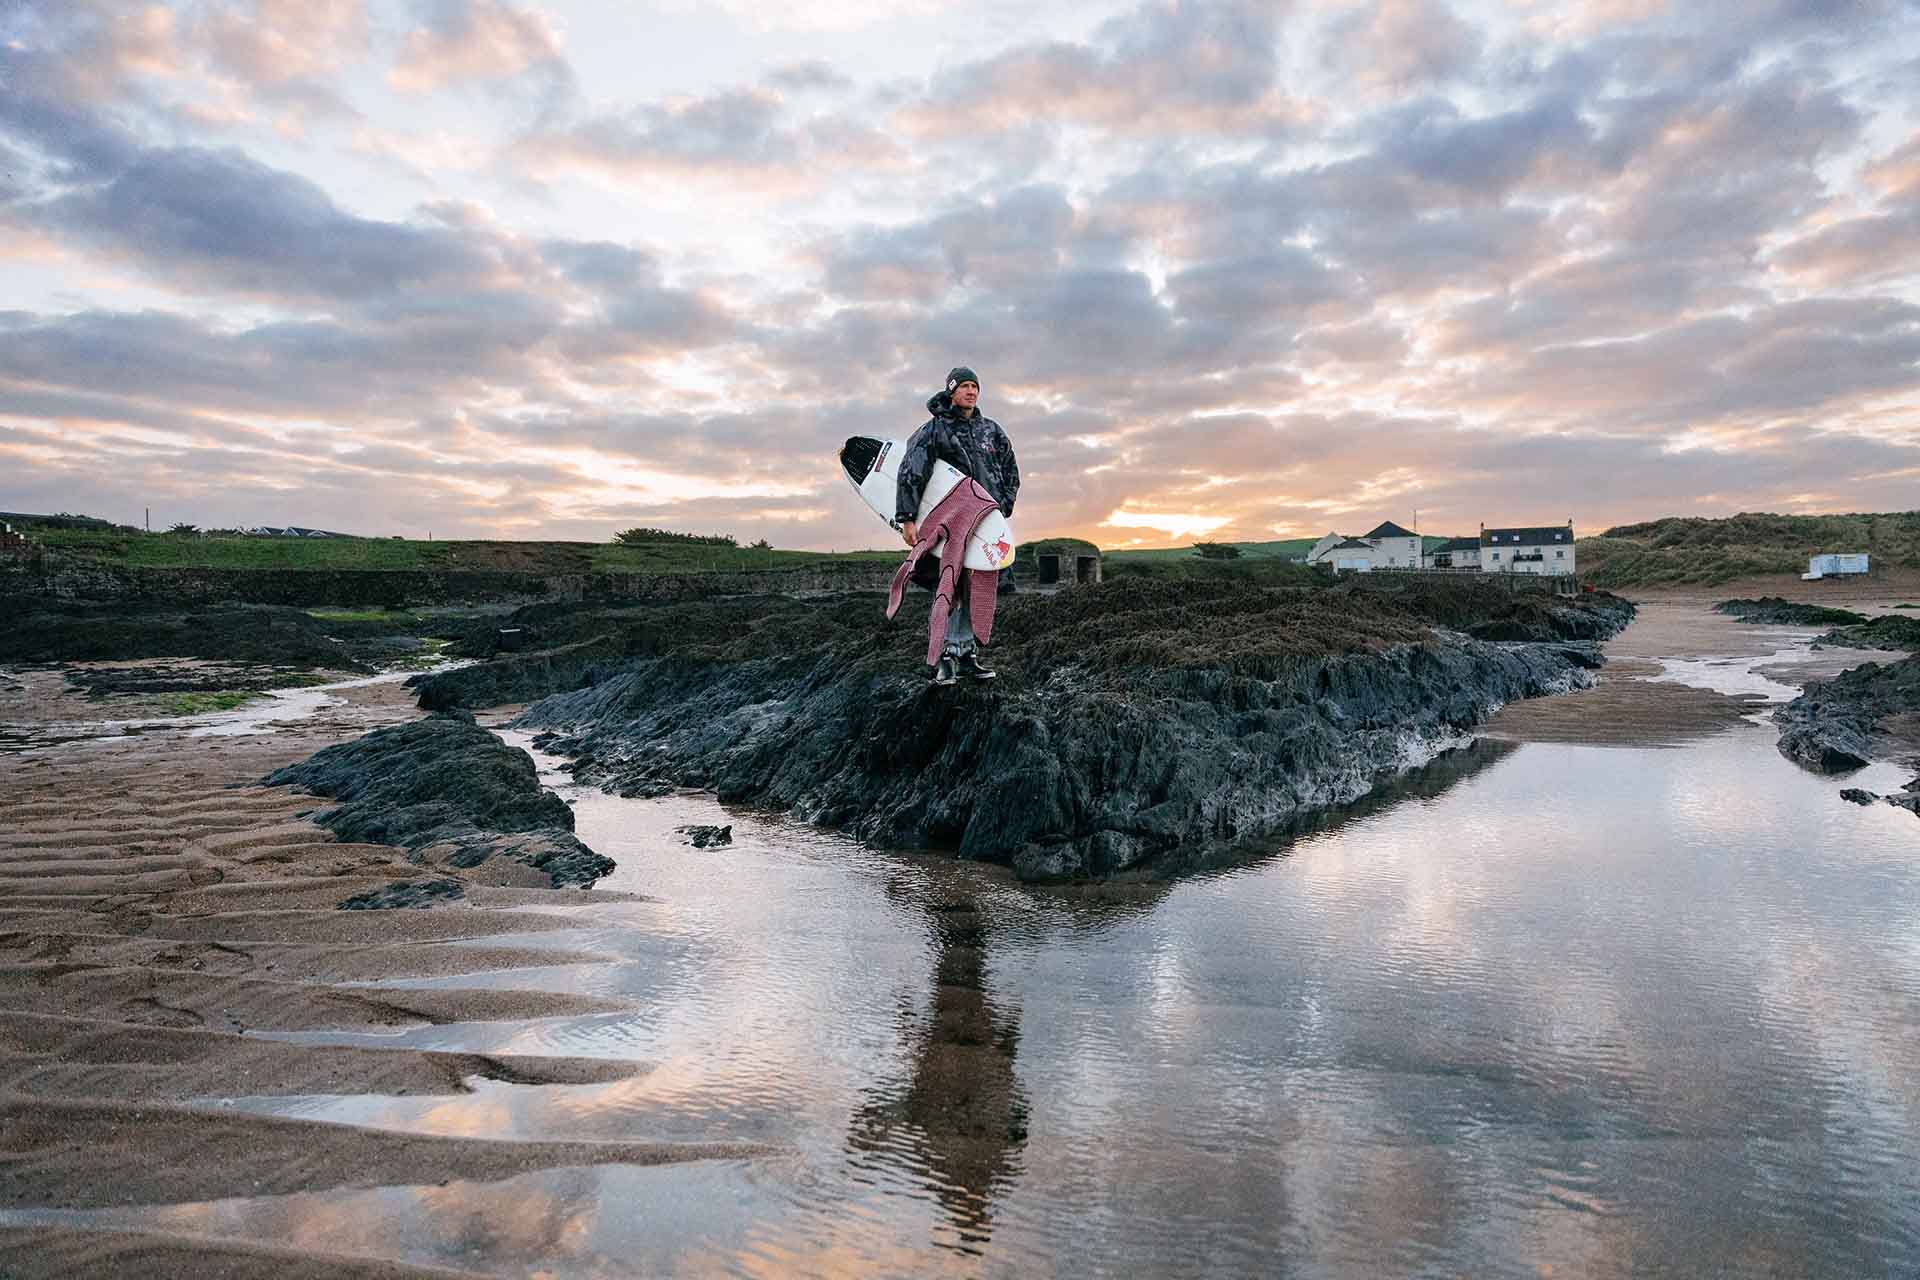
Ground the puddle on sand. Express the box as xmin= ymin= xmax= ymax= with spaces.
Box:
xmin=0 ymin=661 xmax=470 ymax=753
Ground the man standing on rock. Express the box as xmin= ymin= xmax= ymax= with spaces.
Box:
xmin=896 ymin=366 xmax=1020 ymax=685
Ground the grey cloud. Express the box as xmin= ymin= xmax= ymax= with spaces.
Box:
xmin=1323 ymin=0 xmax=1482 ymax=92
xmin=523 ymin=87 xmax=901 ymax=183
xmin=40 ymin=145 xmax=489 ymax=301
xmin=1769 ymin=209 xmax=1920 ymax=287
xmin=903 ymin=0 xmax=1288 ymax=138
xmin=764 ymin=60 xmax=853 ymax=94
xmin=1366 ymin=94 xmax=1593 ymax=197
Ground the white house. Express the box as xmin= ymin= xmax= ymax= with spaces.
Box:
xmin=1327 ymin=537 xmax=1377 ymax=572
xmin=1430 ymin=536 xmax=1480 ymax=569
xmin=1363 ymin=520 xmax=1422 ymax=568
xmin=1305 ymin=531 xmax=1345 ymax=565
xmin=1480 ymin=522 xmax=1576 ymax=576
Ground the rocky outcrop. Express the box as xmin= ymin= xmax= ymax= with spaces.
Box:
xmin=3 ymin=555 xmax=893 ymax=608
xmin=410 ymin=635 xmax=626 ymax=711
xmin=1773 ymin=654 xmax=1920 ymax=774
xmin=511 ymin=581 xmax=1633 ymax=881
xmin=1815 ymin=615 xmax=1920 ymax=653
xmin=676 ymin=825 xmax=733 ymax=848
xmin=1716 ymin=597 xmax=1866 ymax=626
xmin=264 ymin=711 xmax=612 ymax=888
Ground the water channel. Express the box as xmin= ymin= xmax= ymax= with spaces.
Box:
xmin=10 ymin=608 xmax=1920 ymax=1276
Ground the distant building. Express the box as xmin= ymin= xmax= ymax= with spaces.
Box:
xmin=1429 ymin=536 xmax=1480 ymax=569
xmin=1803 ymin=553 xmax=1869 ymax=580
xmin=1480 ymin=522 xmax=1575 ymax=576
xmin=1362 ymin=520 xmax=1422 ymax=569
xmin=1327 ymin=537 xmax=1377 ymax=572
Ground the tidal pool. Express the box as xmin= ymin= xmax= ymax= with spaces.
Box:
xmin=8 ymin=623 xmax=1918 ymax=1278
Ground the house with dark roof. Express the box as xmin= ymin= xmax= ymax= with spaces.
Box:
xmin=1480 ymin=522 xmax=1575 ymax=576
xmin=1326 ymin=537 xmax=1377 ymax=572
xmin=1361 ymin=520 xmax=1422 ymax=569
xmin=1429 ymin=536 xmax=1480 ymax=569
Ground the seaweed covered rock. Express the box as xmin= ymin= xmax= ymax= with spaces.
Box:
xmin=1774 ymin=654 xmax=1920 ymax=774
xmin=410 ymin=634 xmax=627 ymax=711
xmin=1716 ymin=597 xmax=1867 ymax=626
xmin=264 ymin=711 xmax=612 ymax=887
xmin=1815 ymin=615 xmax=1920 ymax=653
xmin=0 ymin=598 xmax=372 ymax=670
xmin=514 ymin=579 xmax=1633 ymax=881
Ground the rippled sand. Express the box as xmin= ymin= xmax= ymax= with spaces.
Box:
xmin=0 ymin=675 xmax=773 ymax=1276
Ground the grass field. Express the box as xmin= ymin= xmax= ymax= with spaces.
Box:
xmin=19 ymin=526 xmax=900 ymax=575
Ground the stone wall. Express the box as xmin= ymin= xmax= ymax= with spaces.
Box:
xmin=0 ymin=554 xmax=896 ymax=607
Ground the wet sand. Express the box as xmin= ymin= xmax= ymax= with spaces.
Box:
xmin=0 ymin=670 xmax=774 ymax=1275
xmin=1 ymin=587 xmax=1906 ymax=1274
xmin=1482 ymin=595 xmax=1897 ymax=747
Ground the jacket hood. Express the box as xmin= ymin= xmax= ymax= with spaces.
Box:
xmin=925 ymin=389 xmax=979 ymax=417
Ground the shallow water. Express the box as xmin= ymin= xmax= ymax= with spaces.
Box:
xmin=0 ymin=661 xmax=467 ymax=751
xmin=10 ymin=634 xmax=1920 ymax=1277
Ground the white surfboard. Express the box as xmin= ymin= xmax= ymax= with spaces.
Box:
xmin=839 ymin=436 xmax=1015 ymax=571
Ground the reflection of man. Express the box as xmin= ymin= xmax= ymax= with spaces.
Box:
xmin=846 ymin=887 xmax=1027 ymax=1247
xmin=895 ymin=367 xmax=1021 ymax=686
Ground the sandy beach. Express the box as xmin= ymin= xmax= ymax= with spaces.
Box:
xmin=0 ymin=674 xmax=773 ymax=1277
xmin=1 ymin=576 xmax=1911 ymax=1275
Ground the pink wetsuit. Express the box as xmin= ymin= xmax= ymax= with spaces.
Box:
xmin=885 ymin=478 xmax=1002 ymax=666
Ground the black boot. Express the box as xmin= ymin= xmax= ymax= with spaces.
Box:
xmin=958 ymin=652 xmax=995 ymax=681
xmin=930 ymin=656 xmax=957 ymax=686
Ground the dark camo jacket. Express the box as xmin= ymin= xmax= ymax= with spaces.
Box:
xmin=894 ymin=390 xmax=1021 ymax=525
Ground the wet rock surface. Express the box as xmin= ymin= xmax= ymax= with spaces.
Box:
xmin=1774 ymin=654 xmax=1920 ymax=775
xmin=264 ymin=710 xmax=613 ymax=887
xmin=2 ymin=597 xmax=488 ymax=687
xmin=410 ymin=634 xmax=626 ymax=711
xmin=1716 ymin=597 xmax=1867 ymax=626
xmin=1815 ymin=615 xmax=1920 ymax=653
xmin=676 ymin=824 xmax=733 ymax=848
xmin=507 ymin=580 xmax=1634 ymax=881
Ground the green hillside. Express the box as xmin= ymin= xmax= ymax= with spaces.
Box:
xmin=1103 ymin=538 xmax=1317 ymax=565
xmin=6 ymin=520 xmax=899 ymax=575
xmin=1579 ymin=511 xmax=1920 ymax=587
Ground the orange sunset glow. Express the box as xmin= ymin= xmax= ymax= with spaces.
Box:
xmin=2 ymin=0 xmax=1916 ymax=548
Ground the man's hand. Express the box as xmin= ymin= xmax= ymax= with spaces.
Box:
xmin=900 ymin=520 xmax=917 ymax=547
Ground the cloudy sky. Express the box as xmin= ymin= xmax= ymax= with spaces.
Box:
xmin=2 ymin=0 xmax=1917 ymax=549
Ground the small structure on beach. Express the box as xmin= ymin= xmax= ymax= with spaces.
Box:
xmin=1803 ymin=553 xmax=1869 ymax=581
xmin=1036 ymin=548 xmax=1102 ymax=586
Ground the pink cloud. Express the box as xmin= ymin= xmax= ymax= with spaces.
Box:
xmin=389 ymin=0 xmax=568 ymax=95
xmin=200 ymin=0 xmax=368 ymax=89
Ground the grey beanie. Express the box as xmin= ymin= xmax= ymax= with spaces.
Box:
xmin=946 ymin=366 xmax=980 ymax=392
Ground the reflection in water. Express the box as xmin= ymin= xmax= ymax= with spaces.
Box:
xmin=9 ymin=662 xmax=1920 ymax=1276
xmin=1141 ymin=736 xmax=1519 ymax=880
xmin=846 ymin=882 xmax=1028 ymax=1253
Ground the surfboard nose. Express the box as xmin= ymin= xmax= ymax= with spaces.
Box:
xmin=839 ymin=436 xmax=882 ymax=483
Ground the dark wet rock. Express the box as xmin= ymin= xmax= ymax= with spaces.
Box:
xmin=1716 ymin=597 xmax=1867 ymax=627
xmin=1815 ymin=615 xmax=1920 ymax=653
xmin=676 ymin=824 xmax=733 ymax=848
xmin=409 ymin=634 xmax=626 ymax=711
xmin=513 ymin=580 xmax=1634 ymax=881
xmin=263 ymin=711 xmax=613 ymax=887
xmin=1774 ymin=655 xmax=1920 ymax=775
xmin=2 ymin=599 xmax=371 ymax=669
xmin=338 ymin=878 xmax=466 ymax=910
xmin=1839 ymin=788 xmax=1880 ymax=805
